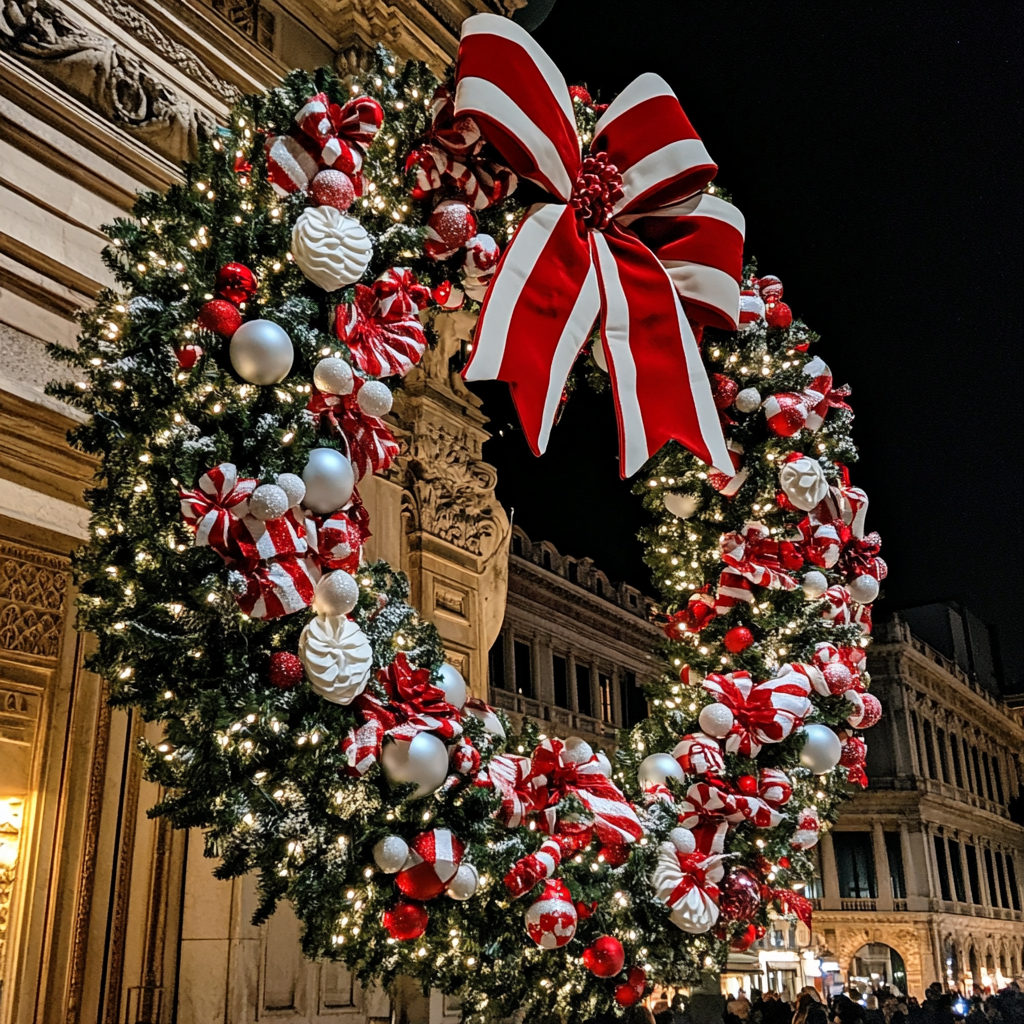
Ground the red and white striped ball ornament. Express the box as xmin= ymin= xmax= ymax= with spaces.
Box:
xmin=395 ymin=828 xmax=465 ymax=901
xmin=763 ymin=392 xmax=808 ymax=437
xmin=847 ymin=691 xmax=882 ymax=729
xmin=525 ymin=878 xmax=578 ymax=949
xmin=424 ymin=200 xmax=477 ymax=260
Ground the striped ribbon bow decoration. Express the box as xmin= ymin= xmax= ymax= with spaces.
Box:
xmin=454 ymin=14 xmax=744 ymax=478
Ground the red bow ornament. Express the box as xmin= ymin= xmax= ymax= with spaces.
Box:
xmin=309 ymin=383 xmax=401 ymax=481
xmin=336 ymin=271 xmax=430 ymax=378
xmin=677 ymin=782 xmax=733 ymax=855
xmin=663 ymin=591 xmax=717 ymax=638
xmin=406 ymin=86 xmax=518 ymax=210
xmin=790 ymin=807 xmax=821 ymax=851
xmin=801 ymin=355 xmax=852 ymax=431
xmin=455 ymin=15 xmax=743 ymax=478
xmin=478 ymin=752 xmax=534 ymax=827
xmin=525 ymin=738 xmax=643 ymax=846
xmin=305 ymin=510 xmax=362 ymax=573
xmin=266 ymin=93 xmax=383 ymax=195
xmin=703 ymin=670 xmax=812 ymax=757
xmin=838 ymin=527 xmax=887 ymax=583
xmin=652 ymin=844 xmax=727 ymax=934
xmin=180 ymin=463 xmax=258 ymax=564
xmin=232 ymin=554 xmax=319 ymax=620
xmin=795 ymin=516 xmax=842 ymax=569
xmin=715 ymin=522 xmax=801 ymax=612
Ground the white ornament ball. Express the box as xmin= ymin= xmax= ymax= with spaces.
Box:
xmin=669 ymin=827 xmax=697 ymax=855
xmin=778 ymin=456 xmax=830 ymax=512
xmin=562 ymin=736 xmax=595 ymax=766
xmin=734 ymin=387 xmax=763 ymax=413
xmin=301 ymin=448 xmax=354 ymax=514
xmin=848 ymin=574 xmax=880 ymax=605
xmin=313 ymin=570 xmax=359 ymax=617
xmin=464 ymin=702 xmax=505 ymax=741
xmin=248 ymin=483 xmax=290 ymax=521
xmin=698 ymin=702 xmax=735 ymax=739
xmin=436 ymin=663 xmax=467 ymax=709
xmin=299 ymin=614 xmax=373 ymax=705
xmin=357 ymin=381 xmax=394 ymax=417
xmin=446 ymin=862 xmax=479 ymax=901
xmin=292 ymin=206 xmax=373 ymax=291
xmin=229 ymin=319 xmax=294 ymax=385
xmin=594 ymin=751 xmax=612 ymax=777
xmin=664 ymin=492 xmax=701 ymax=519
xmin=799 ymin=723 xmax=843 ymax=774
xmin=802 ymin=570 xmax=829 ymax=600
xmin=638 ymin=752 xmax=686 ymax=789
xmin=277 ymin=472 xmax=306 ymax=508
xmin=373 ymin=835 xmax=410 ymax=874
xmin=313 ymin=357 xmax=354 ymax=396
xmin=382 ymin=733 xmax=451 ymax=799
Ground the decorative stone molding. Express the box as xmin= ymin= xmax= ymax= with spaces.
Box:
xmin=0 ymin=540 xmax=70 ymax=659
xmin=0 ymin=0 xmax=214 ymax=162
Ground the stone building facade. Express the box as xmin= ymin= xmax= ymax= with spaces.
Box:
xmin=0 ymin=2 xmax=518 ymax=1022
xmin=810 ymin=609 xmax=1024 ymax=998
xmin=487 ymin=526 xmax=661 ymax=752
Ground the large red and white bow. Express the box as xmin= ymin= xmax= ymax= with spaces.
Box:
xmin=180 ymin=463 xmax=257 ymax=562
xmin=652 ymin=845 xmax=726 ymax=934
xmin=525 ymin=738 xmax=643 ymax=846
xmin=265 ymin=93 xmax=383 ymax=195
xmin=716 ymin=522 xmax=802 ymax=611
xmin=454 ymin=15 xmax=741 ymax=477
xmin=703 ymin=670 xmax=812 ymax=757
xmin=677 ymin=782 xmax=733 ymax=855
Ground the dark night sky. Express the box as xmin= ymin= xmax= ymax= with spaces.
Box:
xmin=467 ymin=3 xmax=1024 ymax=683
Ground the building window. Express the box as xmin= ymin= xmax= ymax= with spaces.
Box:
xmin=567 ymin=561 xmax=578 ymax=584
xmin=992 ymin=755 xmax=1005 ymax=805
xmin=575 ymin=663 xmax=592 ymax=717
xmin=884 ymin=831 xmax=906 ymax=899
xmin=552 ymin=655 xmax=569 ymax=709
xmin=995 ymin=852 xmax=1011 ymax=909
xmin=594 ymin=578 xmax=604 ymax=597
xmin=489 ymin=638 xmax=506 ymax=690
xmin=804 ymin=845 xmax=824 ymax=900
xmin=982 ymin=752 xmax=995 ymax=801
xmin=620 ymin=671 xmax=648 ymax=729
xmin=599 ymin=673 xmax=613 ymax=723
xmin=948 ymin=840 xmax=967 ymax=903
xmin=962 ymin=737 xmax=975 ymax=793
xmin=512 ymin=534 xmax=523 ymax=556
xmin=933 ymin=837 xmax=953 ymax=901
xmin=513 ymin=641 xmax=533 ymax=699
xmin=972 ymin=747 xmax=984 ymax=797
xmin=937 ymin=728 xmax=950 ymax=783
xmin=922 ymin=720 xmax=938 ymax=779
xmin=949 ymin=735 xmax=964 ymax=789
xmin=1006 ymin=854 xmax=1021 ymax=912
xmin=542 ymin=549 xmax=552 ymax=570
xmin=984 ymin=847 xmax=1000 ymax=906
xmin=835 ymin=833 xmax=877 ymax=899
xmin=965 ymin=844 xmax=981 ymax=904
xmin=910 ymin=712 xmax=924 ymax=773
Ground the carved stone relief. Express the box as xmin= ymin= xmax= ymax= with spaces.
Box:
xmin=0 ymin=540 xmax=69 ymax=659
xmin=0 ymin=0 xmax=214 ymax=163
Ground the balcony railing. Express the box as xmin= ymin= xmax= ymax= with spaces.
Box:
xmin=840 ymin=899 xmax=877 ymax=912
xmin=489 ymin=690 xmax=618 ymax=739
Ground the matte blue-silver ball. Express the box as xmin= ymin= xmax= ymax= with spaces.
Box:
xmin=229 ymin=319 xmax=293 ymax=385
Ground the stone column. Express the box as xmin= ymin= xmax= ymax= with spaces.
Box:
xmin=900 ymin=824 xmax=923 ymax=904
xmin=819 ymin=832 xmax=842 ymax=910
xmin=872 ymin=822 xmax=893 ymax=910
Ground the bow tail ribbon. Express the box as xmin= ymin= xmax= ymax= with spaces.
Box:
xmin=766 ymin=887 xmax=814 ymax=927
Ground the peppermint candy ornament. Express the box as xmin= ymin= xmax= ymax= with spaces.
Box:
xmin=525 ymin=878 xmax=578 ymax=949
xmin=396 ymin=828 xmax=465 ymax=900
xmin=791 ymin=807 xmax=821 ymax=850
xmin=673 ymin=733 xmax=725 ymax=776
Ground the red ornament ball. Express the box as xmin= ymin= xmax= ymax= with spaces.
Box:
xmin=268 ymin=651 xmax=304 ymax=689
xmin=615 ymin=984 xmax=642 ymax=1008
xmin=215 ymin=263 xmax=258 ymax=305
xmin=583 ymin=935 xmax=625 ymax=978
xmin=197 ymin=299 xmax=242 ymax=337
xmin=175 ymin=344 xmax=203 ymax=369
xmin=425 ymin=200 xmax=477 ymax=260
xmin=851 ymin=692 xmax=883 ymax=730
xmin=711 ymin=374 xmax=740 ymax=410
xmin=309 ymin=169 xmax=356 ymax=211
xmin=736 ymin=774 xmax=759 ymax=795
xmin=718 ymin=869 xmax=762 ymax=922
xmin=840 ymin=736 xmax=868 ymax=767
xmin=724 ymin=625 xmax=755 ymax=654
xmin=823 ymin=662 xmax=855 ymax=695
xmin=778 ymin=856 xmax=791 ymax=869
xmin=383 ymin=901 xmax=429 ymax=941
xmin=396 ymin=828 xmax=464 ymax=901
xmin=627 ymin=966 xmax=647 ymax=993
xmin=598 ymin=843 xmax=630 ymax=868
xmin=765 ymin=301 xmax=793 ymax=330
xmin=760 ymin=283 xmax=784 ymax=304
xmin=525 ymin=879 xmax=577 ymax=949
xmin=568 ymin=85 xmax=593 ymax=105
xmin=730 ymin=924 xmax=758 ymax=952
xmin=757 ymin=274 xmax=782 ymax=293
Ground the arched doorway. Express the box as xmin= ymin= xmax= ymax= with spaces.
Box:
xmin=850 ymin=944 xmax=909 ymax=996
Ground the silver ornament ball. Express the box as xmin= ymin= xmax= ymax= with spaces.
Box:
xmin=357 ymin=380 xmax=393 ymax=417
xmin=637 ymin=752 xmax=685 ymax=788
xmin=313 ymin=357 xmax=354 ymax=396
xmin=594 ymin=751 xmax=612 ymax=776
xmin=313 ymin=570 xmax=360 ymax=617
xmin=381 ymin=733 xmax=450 ymax=799
xmin=734 ymin=387 xmax=762 ymax=413
xmin=248 ymin=483 xmax=290 ymax=522
xmin=802 ymin=570 xmax=829 ymax=600
xmin=229 ymin=319 xmax=294 ymax=385
xmin=436 ymin=663 xmax=467 ymax=709
xmin=848 ymin=574 xmax=880 ymax=604
xmin=276 ymin=472 xmax=306 ymax=508
xmin=301 ymin=448 xmax=354 ymax=514
xmin=698 ymin=702 xmax=735 ymax=738
xmin=669 ymin=827 xmax=697 ymax=854
xmin=373 ymin=835 xmax=410 ymax=874
xmin=446 ymin=862 xmax=479 ymax=901
xmin=799 ymin=723 xmax=842 ymax=774
xmin=562 ymin=736 xmax=594 ymax=765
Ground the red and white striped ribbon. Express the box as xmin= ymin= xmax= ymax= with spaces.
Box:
xmin=234 ymin=554 xmax=319 ymax=620
xmin=702 ymin=670 xmax=812 ymax=757
xmin=455 ymin=15 xmax=738 ymax=479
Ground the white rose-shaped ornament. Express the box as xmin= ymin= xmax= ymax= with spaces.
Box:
xmin=299 ymin=614 xmax=373 ymax=704
xmin=292 ymin=206 xmax=372 ymax=291
xmin=779 ymin=456 xmax=829 ymax=512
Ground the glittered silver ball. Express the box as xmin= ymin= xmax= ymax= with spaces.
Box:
xmin=373 ymin=835 xmax=410 ymax=874
xmin=562 ymin=736 xmax=594 ymax=765
xmin=669 ymin=827 xmax=697 ymax=854
xmin=446 ymin=863 xmax=478 ymax=901
xmin=229 ymin=319 xmax=293 ymax=385
xmin=301 ymin=448 xmax=354 ymax=514
xmin=313 ymin=569 xmax=359 ymax=617
xmin=801 ymin=570 xmax=829 ymax=600
xmin=734 ymin=387 xmax=762 ymax=413
xmin=276 ymin=472 xmax=306 ymax=508
xmin=357 ymin=380 xmax=393 ymax=417
xmin=848 ymin=575 xmax=880 ymax=605
xmin=248 ymin=483 xmax=290 ymax=521
xmin=698 ymin=703 xmax=735 ymax=738
xmin=313 ymin=357 xmax=354 ymax=396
